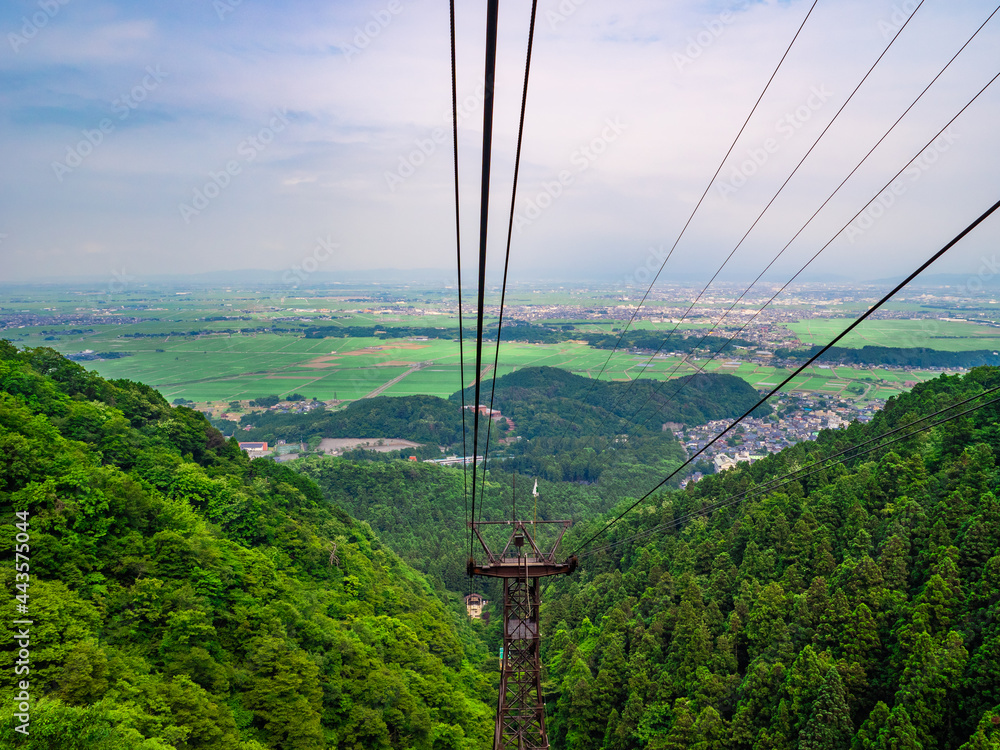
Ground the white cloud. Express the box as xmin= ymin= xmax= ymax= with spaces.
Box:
xmin=0 ymin=0 xmax=998 ymax=284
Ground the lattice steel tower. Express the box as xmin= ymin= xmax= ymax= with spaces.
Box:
xmin=469 ymin=519 xmax=576 ymax=750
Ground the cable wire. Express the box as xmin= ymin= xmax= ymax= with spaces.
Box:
xmin=470 ymin=0 xmax=500 ymax=548
xmin=558 ymin=0 xmax=820 ymax=438
xmin=611 ymin=0 xmax=927 ymax=415
xmin=570 ymin=194 xmax=1000 ymax=556
xmin=448 ymin=0 xmax=472 ymax=568
xmin=479 ymin=0 xmax=541 ymax=521
xmin=627 ymin=7 xmax=1000 ymax=432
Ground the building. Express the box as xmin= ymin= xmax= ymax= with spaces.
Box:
xmin=714 ymin=453 xmax=737 ymax=472
xmin=424 ymin=455 xmax=484 ymax=467
xmin=465 ymin=404 xmax=502 ymax=419
xmin=464 ymin=593 xmax=488 ymax=620
xmin=238 ymin=441 xmax=271 ymax=458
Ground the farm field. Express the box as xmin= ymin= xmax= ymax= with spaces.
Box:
xmin=10 ymin=326 xmax=946 ymax=406
xmin=1 ymin=283 xmax=986 ymax=409
xmin=788 ymin=317 xmax=1000 ymax=351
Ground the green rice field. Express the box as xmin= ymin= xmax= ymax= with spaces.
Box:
xmin=788 ymin=318 xmax=1000 ymax=352
xmin=1 ymin=285 xmax=984 ymax=408
xmin=10 ymin=328 xmax=946 ymax=406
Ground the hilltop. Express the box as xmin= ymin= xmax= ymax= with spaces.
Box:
xmin=237 ymin=365 xmax=766 ymax=456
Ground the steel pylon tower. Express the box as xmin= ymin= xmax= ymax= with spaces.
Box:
xmin=469 ymin=519 xmax=577 ymax=750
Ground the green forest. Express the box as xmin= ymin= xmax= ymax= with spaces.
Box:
xmin=0 ymin=343 xmax=493 ymax=749
xmin=287 ymin=365 xmax=1000 ymax=748
xmin=2 ymin=343 xmax=1000 ymax=749
xmin=293 ymin=458 xmax=654 ymax=594
xmin=536 ymin=368 xmax=1000 ymax=749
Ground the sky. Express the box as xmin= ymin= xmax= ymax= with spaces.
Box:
xmin=1 ymin=0 xmax=999 ymax=291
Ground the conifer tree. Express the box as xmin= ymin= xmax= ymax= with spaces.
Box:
xmin=956 ymin=707 xmax=1000 ymax=750
xmin=874 ymin=705 xmax=923 ymax=750
xmin=877 ymin=534 xmax=911 ymax=592
xmin=843 ymin=604 xmax=880 ymax=670
xmin=853 ymin=702 xmax=890 ymax=750
xmin=690 ymin=706 xmax=727 ymax=750
xmin=747 ymin=582 xmax=790 ymax=662
xmin=669 ymin=598 xmax=712 ymax=690
xmin=896 ymin=630 xmax=968 ymax=741
xmin=784 ymin=646 xmax=827 ymax=737
xmin=659 ymin=699 xmax=695 ymax=750
xmin=799 ymin=667 xmax=852 ymax=750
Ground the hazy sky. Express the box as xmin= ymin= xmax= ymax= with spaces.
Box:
xmin=1 ymin=0 xmax=999 ymax=290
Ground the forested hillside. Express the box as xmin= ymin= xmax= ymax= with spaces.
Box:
xmin=6 ymin=342 xmax=999 ymax=749
xmin=236 ymin=394 xmax=463 ymax=447
xmin=0 ymin=344 xmax=493 ymax=750
xmin=236 ymin=366 xmax=767 ymax=455
xmin=539 ymin=368 xmax=1000 ymax=749
xmin=294 ymin=459 xmax=659 ymax=594
xmin=453 ymin=366 xmax=771 ymax=438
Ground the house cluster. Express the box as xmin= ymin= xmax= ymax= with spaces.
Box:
xmin=269 ymin=400 xmax=323 ymax=415
xmin=674 ymin=393 xmax=885 ymax=486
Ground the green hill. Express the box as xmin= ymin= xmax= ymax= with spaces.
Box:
xmin=236 ymin=365 xmax=768 ymax=448
xmin=453 ymin=366 xmax=771 ymax=439
xmin=538 ymin=368 xmax=1000 ymax=749
xmin=236 ymin=393 xmax=464 ymax=448
xmin=0 ymin=343 xmax=492 ymax=750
